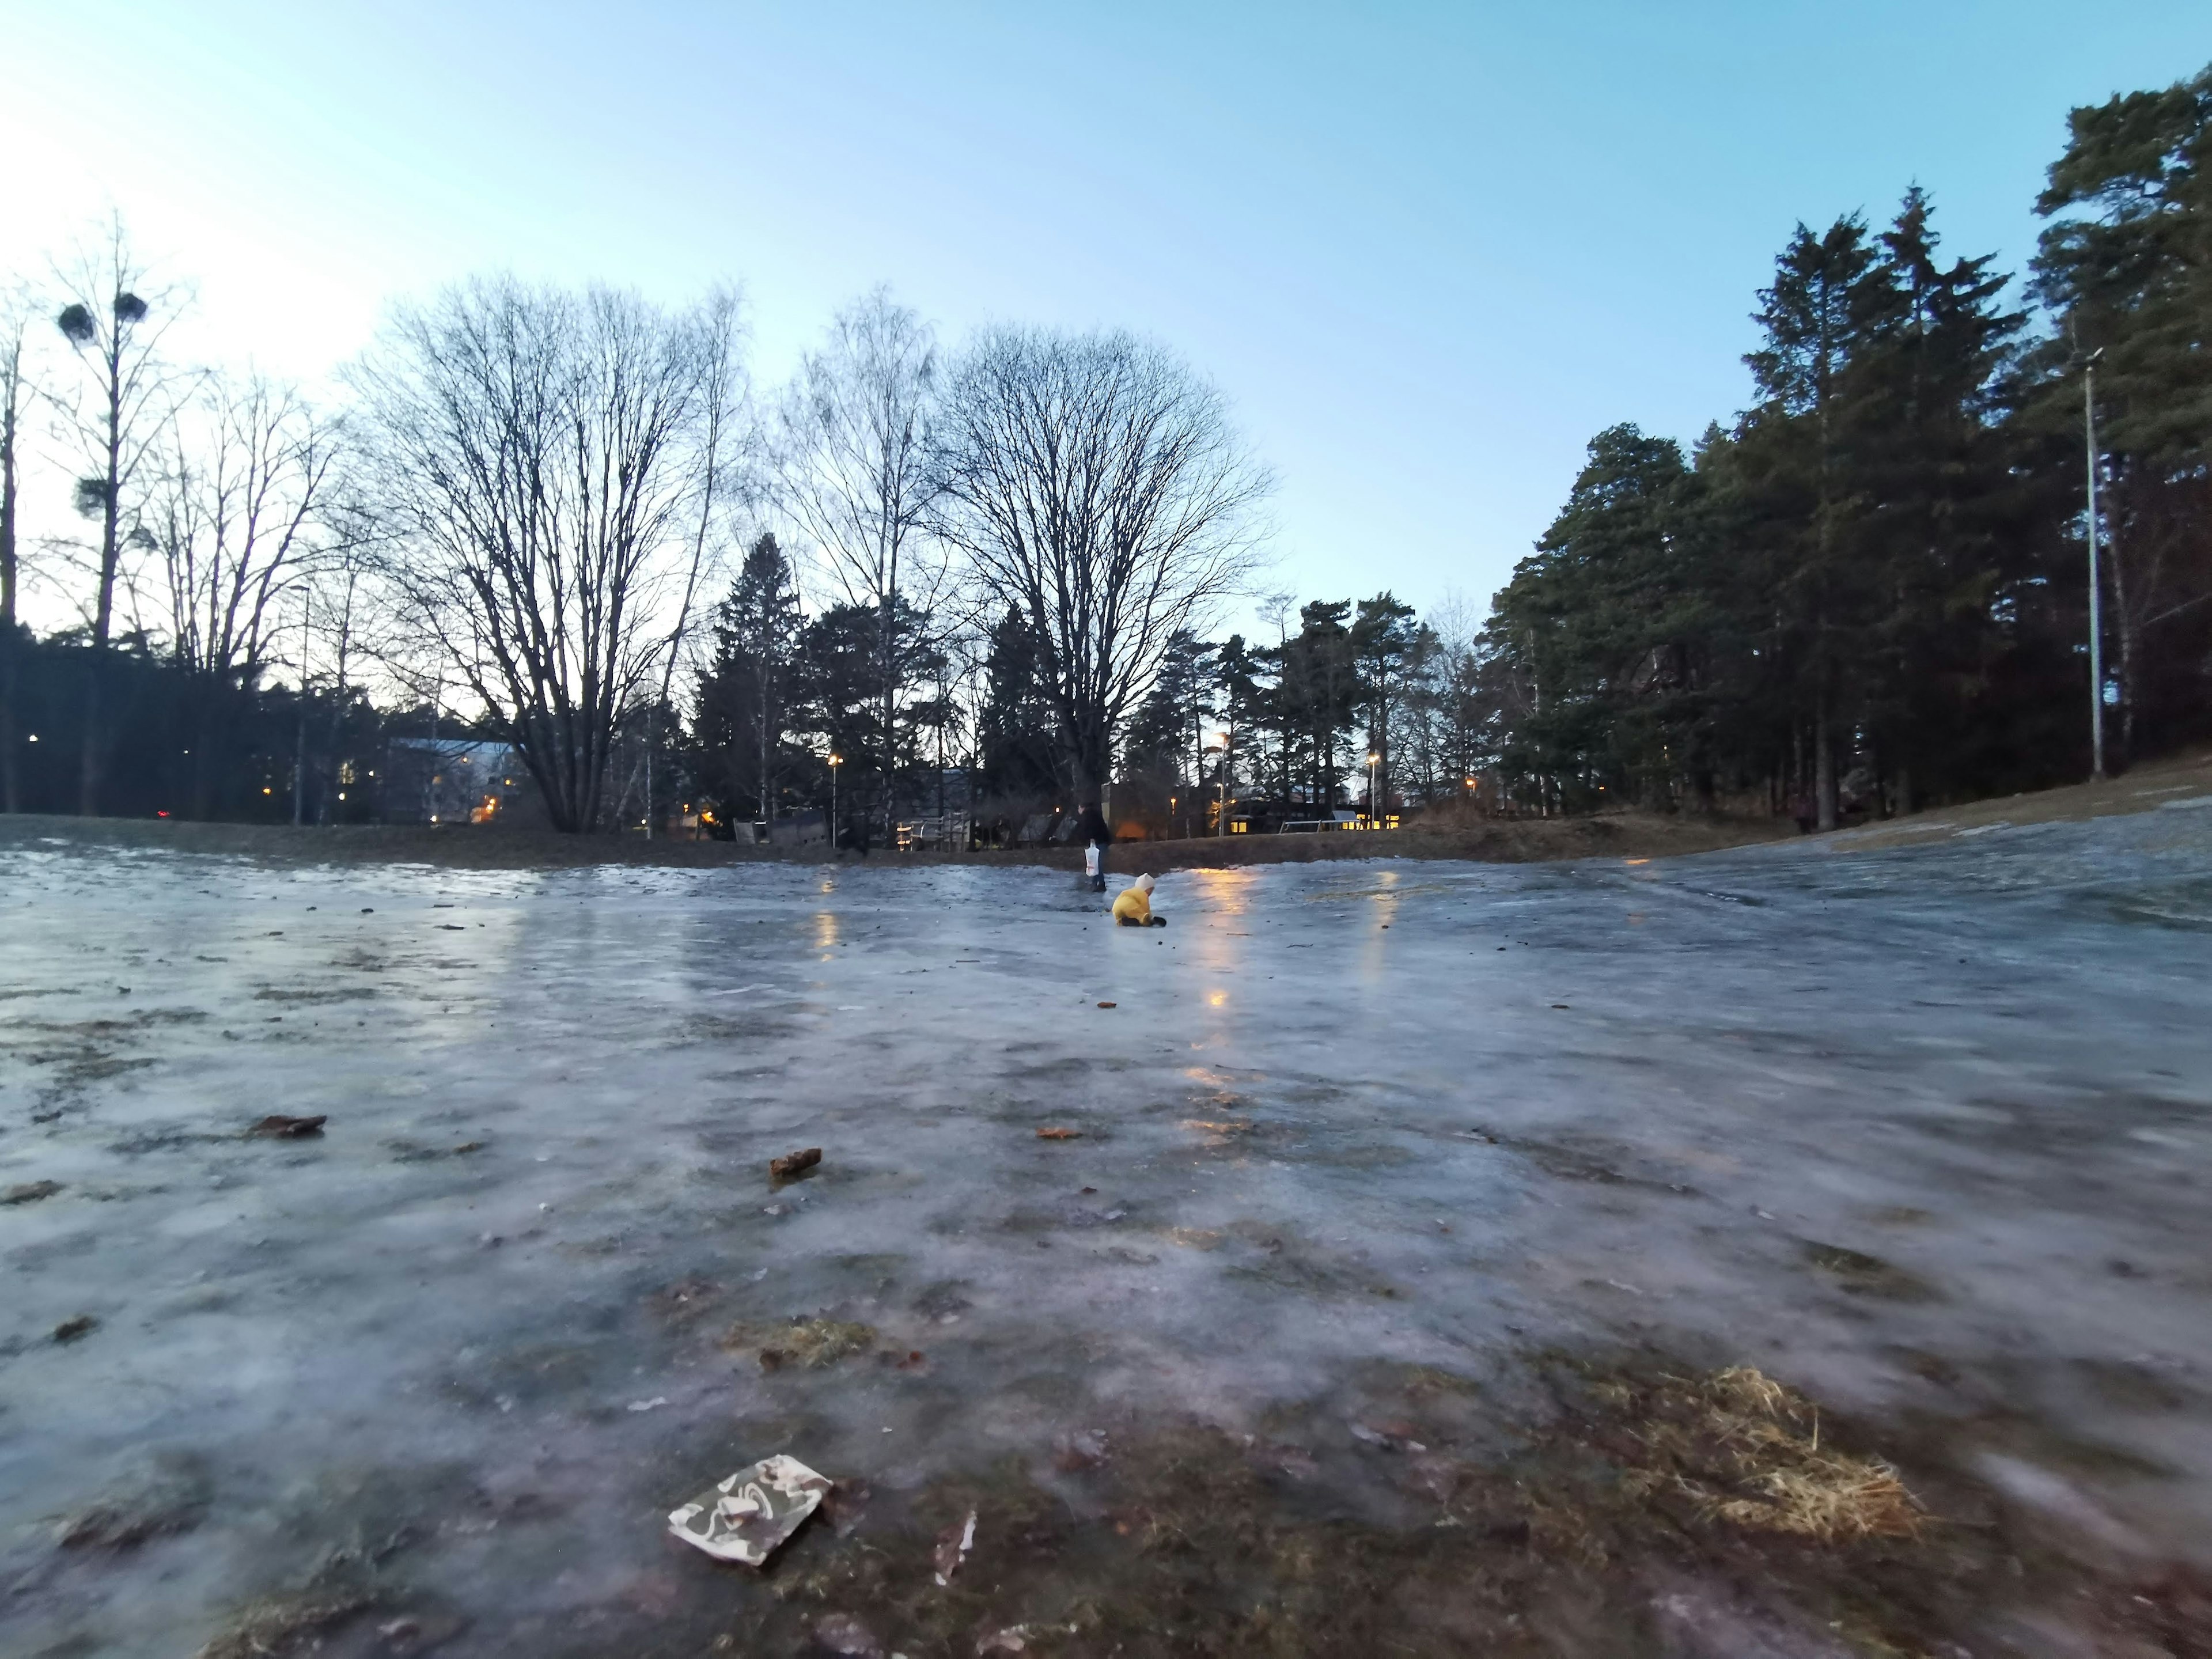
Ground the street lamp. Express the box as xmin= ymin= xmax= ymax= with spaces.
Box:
xmin=828 ymin=753 xmax=842 ymax=844
xmin=1366 ymin=751 xmax=1380 ymax=827
xmin=2082 ymin=348 xmax=2108 ymax=781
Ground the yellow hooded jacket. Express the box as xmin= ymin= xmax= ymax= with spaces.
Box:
xmin=1111 ymin=878 xmax=1154 ymax=925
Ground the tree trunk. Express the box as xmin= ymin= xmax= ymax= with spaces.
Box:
xmin=81 ymin=348 xmax=126 ymax=819
xmin=0 ymin=631 xmax=17 ymax=814
xmin=1 ymin=349 xmax=17 ymax=816
xmin=759 ymin=668 xmax=772 ymax=823
xmin=190 ymin=688 xmax=218 ymax=821
xmin=2108 ymin=541 xmax=2138 ymax=764
xmin=1815 ymin=690 xmax=1838 ymax=832
xmin=78 ymin=667 xmax=105 ymax=817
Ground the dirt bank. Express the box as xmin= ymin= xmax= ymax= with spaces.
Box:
xmin=0 ymin=806 xmax=1787 ymax=873
xmin=3 ymin=745 xmax=2202 ymax=872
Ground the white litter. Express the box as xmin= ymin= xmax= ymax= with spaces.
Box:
xmin=668 ymin=1454 xmax=832 ymax=1567
xmin=933 ymin=1509 xmax=977 ymax=1585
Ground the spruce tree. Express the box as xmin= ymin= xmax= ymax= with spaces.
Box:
xmin=2030 ymin=64 xmax=2212 ymax=758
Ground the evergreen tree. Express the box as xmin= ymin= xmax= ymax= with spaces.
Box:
xmin=1351 ymin=592 xmax=1419 ymax=807
xmin=1212 ymin=632 xmax=1264 ymax=813
xmin=2030 ymin=63 xmax=2212 ymax=759
xmin=1737 ymin=215 xmax=1896 ymax=827
xmin=1121 ymin=631 xmax=1215 ymax=794
xmin=1274 ymin=601 xmax=1358 ymax=806
xmin=1487 ymin=425 xmax=1718 ymax=810
xmin=692 ymin=533 xmax=802 ymax=819
xmin=976 ymin=608 xmax=1059 ymax=801
xmin=1859 ymin=190 xmax=2032 ymax=806
xmin=786 ymin=597 xmax=935 ymax=829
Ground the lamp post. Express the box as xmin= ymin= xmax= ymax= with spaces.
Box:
xmin=290 ymin=588 xmax=311 ymax=827
xmin=828 ymin=753 xmax=842 ymax=844
xmin=2083 ymin=348 xmax=2107 ymax=781
xmin=1366 ymin=751 xmax=1380 ymax=827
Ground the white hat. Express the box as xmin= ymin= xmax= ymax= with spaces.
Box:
xmin=1134 ymin=873 xmax=1156 ymax=892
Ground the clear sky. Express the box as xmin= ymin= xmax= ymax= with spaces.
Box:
xmin=5 ymin=1 xmax=2209 ymax=637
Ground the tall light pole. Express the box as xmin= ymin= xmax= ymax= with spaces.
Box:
xmin=290 ymin=588 xmax=311 ymax=827
xmin=2084 ymin=348 xmax=2107 ymax=781
xmin=828 ymin=753 xmax=842 ymax=846
xmin=1366 ymin=751 xmax=1380 ymax=827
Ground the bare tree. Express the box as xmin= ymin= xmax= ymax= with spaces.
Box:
xmin=1 ymin=300 xmax=27 ymax=812
xmin=351 ymin=278 xmax=736 ymax=833
xmin=49 ymin=218 xmax=190 ymax=815
xmin=645 ymin=286 xmax=748 ymax=838
xmin=138 ymin=372 xmax=339 ymax=817
xmin=771 ymin=289 xmax=942 ymax=835
xmin=934 ymin=326 xmax=1272 ymax=800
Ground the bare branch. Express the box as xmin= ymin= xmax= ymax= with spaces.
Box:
xmin=932 ymin=325 xmax=1273 ymax=797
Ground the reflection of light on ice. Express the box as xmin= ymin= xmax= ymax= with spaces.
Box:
xmin=1187 ymin=866 xmax=1255 ymax=916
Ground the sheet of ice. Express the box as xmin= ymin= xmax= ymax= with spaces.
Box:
xmin=1 ymin=812 xmax=2209 ymax=1653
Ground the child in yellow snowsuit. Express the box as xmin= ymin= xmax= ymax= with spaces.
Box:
xmin=1112 ymin=873 xmax=1166 ymax=927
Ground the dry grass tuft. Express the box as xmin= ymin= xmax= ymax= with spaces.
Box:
xmin=1605 ymin=1365 xmax=1924 ymax=1542
xmin=722 ymin=1317 xmax=877 ymax=1369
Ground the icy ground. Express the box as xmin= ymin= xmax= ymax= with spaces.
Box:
xmin=2 ymin=806 xmax=2210 ymax=1656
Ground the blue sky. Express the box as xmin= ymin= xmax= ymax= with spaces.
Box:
xmin=5 ymin=1 xmax=2209 ymax=634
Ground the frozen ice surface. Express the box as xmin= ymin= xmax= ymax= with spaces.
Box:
xmin=2 ymin=811 xmax=2210 ymax=1653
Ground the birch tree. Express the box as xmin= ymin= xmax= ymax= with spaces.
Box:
xmin=771 ymin=289 xmax=942 ymax=834
xmin=50 ymin=219 xmax=189 ymax=814
xmin=1 ymin=302 xmax=26 ymax=812
xmin=138 ymin=373 xmax=339 ymax=817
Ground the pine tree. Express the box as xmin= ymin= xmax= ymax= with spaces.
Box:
xmin=1351 ymin=593 xmax=1419 ymax=809
xmin=1212 ymin=633 xmax=1263 ymax=816
xmin=2030 ymin=63 xmax=2212 ymax=758
xmin=1275 ymin=601 xmax=1357 ymax=806
xmin=1859 ymin=190 xmax=2028 ymax=808
xmin=1487 ymin=426 xmax=1706 ymax=810
xmin=1737 ymin=215 xmax=1897 ymax=827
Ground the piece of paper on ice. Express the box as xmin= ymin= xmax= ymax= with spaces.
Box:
xmin=667 ymin=1454 xmax=832 ymax=1566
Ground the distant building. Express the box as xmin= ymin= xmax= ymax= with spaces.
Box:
xmin=382 ymin=740 xmax=533 ymax=826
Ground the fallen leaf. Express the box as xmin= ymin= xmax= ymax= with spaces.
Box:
xmin=770 ymin=1147 xmax=822 ymax=1179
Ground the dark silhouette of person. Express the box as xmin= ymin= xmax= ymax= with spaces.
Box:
xmin=1076 ymin=800 xmax=1112 ymax=892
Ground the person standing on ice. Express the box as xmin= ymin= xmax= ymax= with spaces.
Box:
xmin=1075 ymin=800 xmax=1113 ymax=892
xmin=1112 ymin=872 xmax=1167 ymax=927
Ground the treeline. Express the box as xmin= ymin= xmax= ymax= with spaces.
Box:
xmin=689 ymin=569 xmax=1489 ymax=831
xmin=1483 ymin=70 xmax=2212 ymax=825
xmin=2 ymin=267 xmax=1267 ymax=834
xmin=2 ymin=65 xmax=2205 ymax=835
xmin=692 ymin=64 xmax=2212 ymax=836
